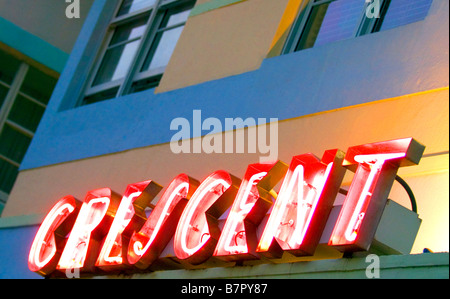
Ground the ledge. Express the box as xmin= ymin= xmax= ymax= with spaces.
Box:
xmin=104 ymin=252 xmax=449 ymax=279
xmin=0 ymin=16 xmax=68 ymax=73
xmin=0 ymin=214 xmax=44 ymax=229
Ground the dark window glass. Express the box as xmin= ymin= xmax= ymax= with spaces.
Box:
xmin=0 ymin=124 xmax=32 ymax=163
xmin=130 ymin=74 xmax=162 ymax=93
xmin=314 ymin=0 xmax=365 ymax=47
xmin=296 ymin=2 xmax=330 ymax=50
xmin=380 ymin=0 xmax=433 ymax=31
xmin=0 ymin=51 xmax=20 ymax=86
xmin=117 ymin=0 xmax=156 ymax=16
xmin=8 ymin=94 xmax=46 ymax=132
xmin=0 ymin=84 xmax=9 ymax=109
xmin=93 ymin=16 xmax=149 ymax=86
xmin=291 ymin=0 xmax=434 ymax=52
xmin=83 ymin=87 xmax=120 ymax=105
xmin=0 ymin=158 xmax=18 ymax=194
xmin=20 ymin=66 xmax=57 ymax=105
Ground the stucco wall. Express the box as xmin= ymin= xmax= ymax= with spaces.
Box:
xmin=156 ymin=0 xmax=297 ymax=92
xmin=0 ymin=0 xmax=93 ymax=53
xmin=3 ymin=88 xmax=448 ymax=254
xmin=16 ymin=0 xmax=449 ymax=171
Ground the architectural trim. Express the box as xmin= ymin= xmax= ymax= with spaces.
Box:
xmin=189 ymin=0 xmax=246 ymax=17
xmin=0 ymin=17 xmax=68 ymax=73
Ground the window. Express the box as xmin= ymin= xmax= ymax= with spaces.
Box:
xmin=284 ymin=0 xmax=433 ymax=53
xmin=82 ymin=0 xmax=195 ymax=105
xmin=0 ymin=50 xmax=57 ymax=214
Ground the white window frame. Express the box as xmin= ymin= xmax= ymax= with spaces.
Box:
xmin=81 ymin=0 xmax=194 ymax=105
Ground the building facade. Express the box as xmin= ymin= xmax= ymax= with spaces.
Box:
xmin=0 ymin=0 xmax=448 ymax=279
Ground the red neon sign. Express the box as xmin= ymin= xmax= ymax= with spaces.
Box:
xmin=214 ymin=161 xmax=287 ymax=260
xmin=56 ymin=188 xmax=120 ymax=272
xmin=28 ymin=138 xmax=425 ymax=277
xmin=173 ymin=170 xmax=240 ymax=265
xmin=257 ymin=150 xmax=346 ymax=257
xmin=128 ymin=174 xmax=198 ymax=269
xmin=95 ymin=180 xmax=161 ymax=270
xmin=329 ymin=138 xmax=424 ymax=251
xmin=28 ymin=196 xmax=80 ymax=276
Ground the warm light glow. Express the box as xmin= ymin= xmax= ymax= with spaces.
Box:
xmin=257 ymin=151 xmax=343 ymax=256
xmin=174 ymin=171 xmax=233 ymax=262
xmin=28 ymin=196 xmax=79 ymax=274
xmin=178 ymin=180 xmax=229 ymax=256
xmin=214 ymin=171 xmax=267 ymax=256
xmin=96 ymin=181 xmax=154 ymax=268
xmin=344 ymin=153 xmax=405 ymax=242
xmin=57 ymin=190 xmax=111 ymax=270
xmin=28 ymin=138 xmax=425 ymax=277
xmin=133 ymin=183 xmax=188 ymax=256
xmin=128 ymin=174 xmax=198 ymax=269
xmin=329 ymin=138 xmax=424 ymax=251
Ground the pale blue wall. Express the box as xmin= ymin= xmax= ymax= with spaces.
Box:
xmin=0 ymin=225 xmax=41 ymax=279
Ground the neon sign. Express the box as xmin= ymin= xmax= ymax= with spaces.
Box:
xmin=28 ymin=138 xmax=424 ymax=277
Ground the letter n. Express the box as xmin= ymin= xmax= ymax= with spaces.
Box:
xmin=257 ymin=150 xmax=346 ymax=257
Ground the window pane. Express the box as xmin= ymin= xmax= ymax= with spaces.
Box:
xmin=139 ymin=3 xmax=193 ymax=73
xmin=140 ymin=26 xmax=184 ymax=72
xmin=8 ymin=94 xmax=45 ymax=132
xmin=110 ymin=16 xmax=148 ymax=46
xmin=93 ymin=40 xmax=142 ymax=86
xmin=0 ymin=124 xmax=32 ymax=163
xmin=296 ymin=2 xmax=330 ymax=50
xmin=20 ymin=66 xmax=57 ymax=105
xmin=314 ymin=0 xmax=366 ymax=47
xmin=93 ymin=17 xmax=148 ymax=86
xmin=130 ymin=74 xmax=162 ymax=93
xmin=165 ymin=9 xmax=191 ymax=27
xmin=0 ymin=51 xmax=20 ymax=86
xmin=380 ymin=0 xmax=433 ymax=31
xmin=117 ymin=0 xmax=156 ymax=16
xmin=0 ymin=84 xmax=9 ymax=109
xmin=83 ymin=87 xmax=120 ymax=105
xmin=0 ymin=158 xmax=18 ymax=194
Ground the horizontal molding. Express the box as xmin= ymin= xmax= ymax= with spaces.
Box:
xmin=190 ymin=0 xmax=246 ymax=17
xmin=0 ymin=214 xmax=44 ymax=228
xmin=0 ymin=16 xmax=68 ymax=73
xmin=106 ymin=252 xmax=449 ymax=279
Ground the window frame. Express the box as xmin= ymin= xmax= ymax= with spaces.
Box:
xmin=81 ymin=0 xmax=194 ymax=106
xmin=282 ymin=0 xmax=394 ymax=54
xmin=0 ymin=56 xmax=56 ymax=206
xmin=0 ymin=63 xmax=29 ymax=206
